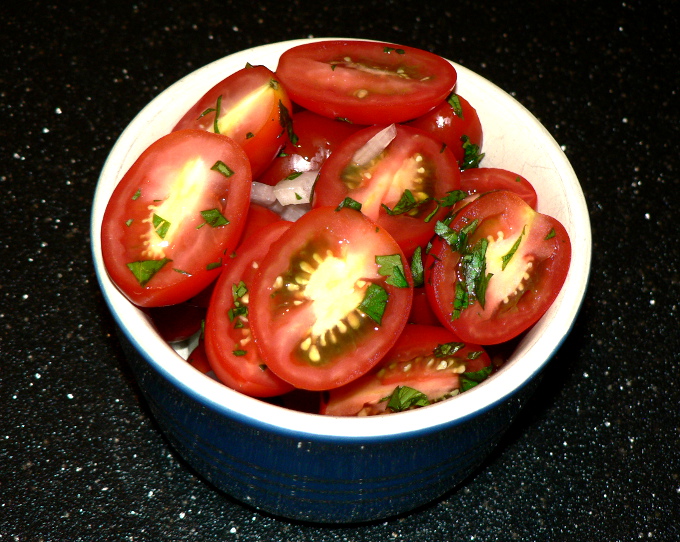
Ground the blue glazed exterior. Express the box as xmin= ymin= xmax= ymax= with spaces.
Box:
xmin=118 ymin=329 xmax=538 ymax=523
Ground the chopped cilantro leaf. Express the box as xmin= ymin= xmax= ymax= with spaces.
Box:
xmin=278 ymin=100 xmax=298 ymax=145
xmin=132 ymin=189 xmax=141 ymax=200
xmin=433 ymin=341 xmax=465 ymax=357
xmin=152 ymin=213 xmax=171 ymax=239
xmin=211 ymin=160 xmax=234 ymax=178
xmin=335 ymin=197 xmax=362 ymax=211
xmin=410 ymin=246 xmax=424 ymax=288
xmin=545 ymin=228 xmax=556 ymax=240
xmin=376 ymin=254 xmax=409 ymax=288
xmin=127 ymin=258 xmax=171 ymax=286
xmin=232 ymin=348 xmax=247 ymax=357
xmin=384 ymin=386 xmax=430 ymax=412
xmin=447 ymin=93 xmax=464 ymax=118
xmin=358 ymin=283 xmax=388 ymax=325
xmin=200 ymin=208 xmax=229 ymax=228
xmin=460 ymin=135 xmax=484 ymax=170
xmin=206 ymin=258 xmax=222 ymax=271
xmin=501 ymin=225 xmax=526 ymax=270
xmin=460 ymin=365 xmax=493 ymax=392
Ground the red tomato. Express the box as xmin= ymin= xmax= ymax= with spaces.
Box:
xmin=320 ymin=324 xmax=491 ymax=416
xmin=407 ymin=93 xmax=483 ymax=167
xmin=239 ymin=202 xmax=282 ymax=243
xmin=173 ymin=65 xmax=292 ymax=178
xmin=187 ymin=339 xmax=213 ymax=375
xmin=145 ymin=302 xmax=206 ymax=343
xmin=275 ymin=40 xmax=457 ymax=125
xmin=313 ymin=124 xmax=461 ymax=258
xmin=408 ymin=287 xmax=441 ymax=326
xmin=425 ymin=190 xmax=571 ymax=344
xmin=249 ymin=206 xmax=413 ymax=391
xmin=256 ymin=110 xmax=363 ymax=186
xmin=459 ymin=167 xmax=538 ymax=209
xmin=101 ymin=130 xmax=252 ymax=307
xmin=204 ymin=221 xmax=295 ymax=397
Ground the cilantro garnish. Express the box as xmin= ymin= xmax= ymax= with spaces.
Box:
xmin=460 ymin=365 xmax=493 ymax=392
xmin=384 ymin=385 xmax=430 ymax=412
xmin=375 ymin=254 xmax=409 ymax=288
xmin=460 ymin=135 xmax=484 ymax=170
xmin=152 ymin=213 xmax=171 ymax=239
xmin=410 ymin=246 xmax=424 ymax=288
xmin=381 ymin=189 xmax=425 ymax=216
xmin=199 ymin=208 xmax=229 ymax=228
xmin=211 ymin=160 xmax=234 ymax=178
xmin=433 ymin=341 xmax=465 ymax=357
xmin=501 ymin=225 xmax=526 ymax=270
xmin=232 ymin=348 xmax=247 ymax=357
xmin=125 ymin=219 xmax=133 ymax=227
xmin=198 ymin=94 xmax=222 ymax=134
xmin=132 ymin=189 xmax=141 ymax=200
xmin=358 ymin=283 xmax=388 ymax=325
xmin=206 ymin=258 xmax=222 ymax=271
xmin=383 ymin=47 xmax=406 ymax=55
xmin=545 ymin=228 xmax=556 ymax=240
xmin=447 ymin=92 xmax=464 ymax=118
xmin=228 ymin=280 xmax=248 ymax=327
xmin=278 ymin=100 xmax=298 ymax=145
xmin=127 ymin=258 xmax=171 ymax=286
xmin=335 ymin=197 xmax=362 ymax=212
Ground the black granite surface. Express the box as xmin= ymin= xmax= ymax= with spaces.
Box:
xmin=2 ymin=1 xmax=678 ymax=540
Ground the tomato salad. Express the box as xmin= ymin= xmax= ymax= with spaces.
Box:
xmin=101 ymin=40 xmax=571 ymax=416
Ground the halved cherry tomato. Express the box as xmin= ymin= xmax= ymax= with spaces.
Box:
xmin=187 ymin=338 xmax=213 ymax=375
xmin=256 ymin=110 xmax=363 ymax=186
xmin=173 ymin=65 xmax=292 ymax=178
xmin=459 ymin=167 xmax=538 ymax=209
xmin=313 ymin=124 xmax=461 ymax=258
xmin=407 ymin=93 xmax=483 ymax=167
xmin=320 ymin=324 xmax=491 ymax=416
xmin=425 ymin=190 xmax=571 ymax=344
xmin=275 ymin=40 xmax=457 ymax=125
xmin=408 ymin=287 xmax=441 ymax=326
xmin=249 ymin=206 xmax=413 ymax=391
xmin=204 ymin=221 xmax=295 ymax=397
xmin=145 ymin=302 xmax=206 ymax=343
xmin=239 ymin=202 xmax=282 ymax=243
xmin=101 ymin=129 xmax=252 ymax=307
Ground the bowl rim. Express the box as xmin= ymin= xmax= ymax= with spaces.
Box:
xmin=91 ymin=38 xmax=592 ymax=441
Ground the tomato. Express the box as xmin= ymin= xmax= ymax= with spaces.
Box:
xmin=249 ymin=206 xmax=413 ymax=391
xmin=275 ymin=40 xmax=457 ymax=125
xmin=256 ymin=109 xmax=363 ymax=186
xmin=204 ymin=221 xmax=295 ymax=397
xmin=313 ymin=124 xmax=461 ymax=258
xmin=459 ymin=167 xmax=538 ymax=209
xmin=407 ymin=93 xmax=483 ymax=167
xmin=173 ymin=65 xmax=292 ymax=178
xmin=425 ymin=190 xmax=571 ymax=344
xmin=239 ymin=202 xmax=282 ymax=242
xmin=145 ymin=302 xmax=206 ymax=343
xmin=101 ymin=129 xmax=252 ymax=307
xmin=187 ymin=338 xmax=213 ymax=375
xmin=320 ymin=324 xmax=491 ymax=416
xmin=408 ymin=287 xmax=441 ymax=326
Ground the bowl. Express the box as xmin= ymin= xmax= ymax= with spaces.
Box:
xmin=91 ymin=38 xmax=591 ymax=523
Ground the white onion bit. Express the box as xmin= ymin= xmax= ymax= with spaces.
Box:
xmin=250 ymin=181 xmax=276 ymax=206
xmin=351 ymin=123 xmax=397 ymax=166
xmin=273 ymin=170 xmax=318 ymax=206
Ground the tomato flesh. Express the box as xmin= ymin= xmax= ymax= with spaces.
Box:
xmin=101 ymin=129 xmax=252 ymax=307
xmin=276 ymin=40 xmax=457 ymax=125
xmin=425 ymin=190 xmax=571 ymax=344
xmin=321 ymin=324 xmax=491 ymax=416
xmin=173 ymin=65 xmax=292 ymax=178
xmin=249 ymin=206 xmax=413 ymax=391
xmin=459 ymin=167 xmax=538 ymax=209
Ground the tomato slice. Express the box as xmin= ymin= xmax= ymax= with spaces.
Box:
xmin=320 ymin=324 xmax=491 ymax=416
xmin=239 ymin=202 xmax=282 ymax=242
xmin=275 ymin=40 xmax=457 ymax=125
xmin=101 ymin=129 xmax=252 ymax=307
xmin=249 ymin=206 xmax=413 ymax=391
xmin=256 ymin=109 xmax=363 ymax=186
xmin=204 ymin=221 xmax=295 ymax=397
xmin=173 ymin=65 xmax=292 ymax=178
xmin=407 ymin=92 xmax=483 ymax=167
xmin=313 ymin=124 xmax=461 ymax=258
xmin=145 ymin=302 xmax=206 ymax=343
xmin=187 ymin=338 xmax=213 ymax=375
xmin=425 ymin=190 xmax=571 ymax=344
xmin=459 ymin=167 xmax=538 ymax=209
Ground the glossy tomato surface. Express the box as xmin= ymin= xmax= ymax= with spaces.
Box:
xmin=425 ymin=190 xmax=571 ymax=344
xmin=249 ymin=206 xmax=413 ymax=391
xmin=101 ymin=129 xmax=252 ymax=307
xmin=173 ymin=65 xmax=292 ymax=178
xmin=276 ymin=40 xmax=457 ymax=124
xmin=313 ymin=124 xmax=461 ymax=258
xmin=321 ymin=324 xmax=491 ymax=416
xmin=460 ymin=167 xmax=538 ymax=209
xmin=407 ymin=93 xmax=483 ymax=167
xmin=204 ymin=221 xmax=294 ymax=398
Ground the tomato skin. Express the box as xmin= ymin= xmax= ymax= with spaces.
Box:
xmin=187 ymin=338 xmax=213 ymax=375
xmin=239 ymin=202 xmax=282 ymax=243
xmin=408 ymin=287 xmax=441 ymax=326
xmin=459 ymin=167 xmax=538 ymax=209
xmin=249 ymin=206 xmax=413 ymax=391
xmin=101 ymin=129 xmax=252 ymax=307
xmin=204 ymin=221 xmax=295 ymax=397
xmin=313 ymin=124 xmax=461 ymax=258
xmin=425 ymin=190 xmax=571 ymax=345
xmin=145 ymin=302 xmax=206 ymax=343
xmin=276 ymin=40 xmax=457 ymax=125
xmin=256 ymin=110 xmax=363 ymax=186
xmin=173 ymin=65 xmax=292 ymax=178
xmin=407 ymin=93 xmax=483 ymax=167
xmin=320 ymin=324 xmax=491 ymax=416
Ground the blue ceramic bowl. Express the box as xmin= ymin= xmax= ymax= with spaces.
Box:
xmin=91 ymin=39 xmax=591 ymax=523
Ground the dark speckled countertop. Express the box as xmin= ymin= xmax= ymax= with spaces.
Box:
xmin=2 ymin=1 xmax=678 ymax=540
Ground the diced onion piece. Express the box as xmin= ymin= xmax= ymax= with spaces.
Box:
xmin=351 ymin=123 xmax=397 ymax=166
xmin=250 ymin=181 xmax=276 ymax=206
xmin=279 ymin=203 xmax=311 ymax=221
xmin=273 ymin=171 xmax=318 ymax=206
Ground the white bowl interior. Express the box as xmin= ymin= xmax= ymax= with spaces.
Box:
xmin=91 ymin=38 xmax=591 ymax=439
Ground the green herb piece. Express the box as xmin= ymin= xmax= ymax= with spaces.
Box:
xmin=232 ymin=348 xmax=247 ymax=357
xmin=335 ymin=197 xmax=362 ymax=212
xmin=467 ymin=350 xmax=482 ymax=360
xmin=545 ymin=228 xmax=556 ymax=240
xmin=358 ymin=283 xmax=388 ymax=325
xmin=295 ymin=192 xmax=302 ymax=200
xmin=206 ymin=258 xmax=222 ymax=271
xmin=460 ymin=365 xmax=493 ymax=392
xmin=228 ymin=280 xmax=248 ymax=325
xmin=199 ymin=208 xmax=229 ymax=228
xmin=125 ymin=219 xmax=133 ymax=227
xmin=246 ymin=132 xmax=255 ymax=139
xmin=439 ymin=190 xmax=467 ymax=208
xmin=410 ymin=246 xmax=424 ymax=288
xmin=375 ymin=254 xmax=409 ymax=288
xmin=152 ymin=213 xmax=171 ymax=239
xmin=211 ymin=160 xmax=234 ymax=178
xmin=501 ymin=225 xmax=526 ymax=270
xmin=278 ymin=100 xmax=298 ymax=145
xmin=384 ymin=385 xmax=430 ymax=412
xmin=461 ymin=238 xmax=491 ymax=308
xmin=173 ymin=268 xmax=190 ymax=275
xmin=460 ymin=135 xmax=485 ymax=170
xmin=381 ymin=189 xmax=425 ymax=216
xmin=268 ymin=78 xmax=280 ymax=90
xmin=447 ymin=92 xmax=464 ymax=118
xmin=285 ymin=171 xmax=303 ymax=180
xmin=132 ymin=189 xmax=142 ymax=200
xmin=433 ymin=341 xmax=465 ymax=357
xmin=383 ymin=46 xmax=406 ymax=55
xmin=126 ymin=258 xmax=171 ymax=286
xmin=198 ymin=94 xmax=222 ymax=134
